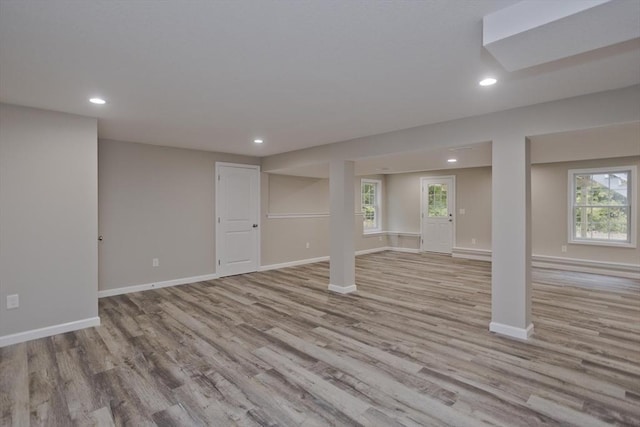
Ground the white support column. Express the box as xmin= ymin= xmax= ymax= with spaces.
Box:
xmin=490 ymin=136 xmax=533 ymax=340
xmin=328 ymin=159 xmax=356 ymax=294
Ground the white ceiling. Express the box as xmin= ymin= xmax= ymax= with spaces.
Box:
xmin=269 ymin=142 xmax=493 ymax=178
xmin=269 ymin=122 xmax=640 ymax=178
xmin=1 ymin=1 xmax=639 ymax=157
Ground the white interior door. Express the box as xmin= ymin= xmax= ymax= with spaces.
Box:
xmin=216 ymin=163 xmax=260 ymax=277
xmin=421 ymin=176 xmax=455 ymax=254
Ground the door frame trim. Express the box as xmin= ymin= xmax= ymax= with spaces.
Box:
xmin=420 ymin=175 xmax=456 ymax=254
xmin=215 ymin=162 xmax=261 ymax=277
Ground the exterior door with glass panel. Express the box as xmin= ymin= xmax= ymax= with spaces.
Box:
xmin=421 ymin=176 xmax=455 ymax=254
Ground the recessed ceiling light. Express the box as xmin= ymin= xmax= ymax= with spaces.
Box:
xmin=254 ymin=139 xmax=264 ymax=144
xmin=447 ymin=158 xmax=457 ymax=163
xmin=479 ymin=77 xmax=497 ymax=87
xmin=89 ymin=97 xmax=106 ymax=105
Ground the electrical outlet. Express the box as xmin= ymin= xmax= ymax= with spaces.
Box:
xmin=471 ymin=238 xmax=476 ymax=245
xmin=459 ymin=208 xmax=466 ymax=215
xmin=152 ymin=258 xmax=159 ymax=267
xmin=6 ymin=294 xmax=19 ymax=310
xmin=561 ymin=245 xmax=567 ymax=253
xmin=305 ymin=242 xmax=310 ymax=249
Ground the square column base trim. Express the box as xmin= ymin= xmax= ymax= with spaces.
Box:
xmin=328 ymin=284 xmax=357 ymax=294
xmin=490 ymin=322 xmax=534 ymax=340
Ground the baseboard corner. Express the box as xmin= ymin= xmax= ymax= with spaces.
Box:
xmin=489 ymin=321 xmax=534 ymax=340
xmin=328 ymin=284 xmax=357 ymax=294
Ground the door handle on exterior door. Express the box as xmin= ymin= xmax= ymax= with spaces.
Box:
xmin=253 ymin=224 xmax=258 ymax=228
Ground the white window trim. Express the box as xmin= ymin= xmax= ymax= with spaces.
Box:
xmin=361 ymin=178 xmax=382 ymax=234
xmin=567 ymin=165 xmax=636 ymax=248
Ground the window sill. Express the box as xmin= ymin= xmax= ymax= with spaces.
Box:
xmin=569 ymin=239 xmax=636 ymax=249
xmin=363 ymin=230 xmax=384 ymax=236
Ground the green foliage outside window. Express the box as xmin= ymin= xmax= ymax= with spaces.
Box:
xmin=574 ymin=172 xmax=629 ymax=241
xmin=362 ymin=181 xmax=379 ymax=230
xmin=428 ymin=184 xmax=448 ymax=217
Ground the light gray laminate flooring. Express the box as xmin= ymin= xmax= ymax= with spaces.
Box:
xmin=1 ymin=251 xmax=639 ymax=426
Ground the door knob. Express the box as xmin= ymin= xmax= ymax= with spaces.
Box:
xmin=98 ymin=235 xmax=103 ymax=241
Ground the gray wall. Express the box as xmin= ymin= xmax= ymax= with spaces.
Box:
xmin=386 ymin=167 xmax=492 ymax=250
xmin=261 ymin=173 xmax=387 ymax=266
xmin=267 ymin=174 xmax=329 ymax=214
xmin=0 ymin=104 xmax=98 ymax=337
xmin=385 ymin=157 xmax=640 ymax=264
xmin=98 ymin=139 xmax=259 ymax=291
xmin=100 ymin=146 xmax=387 ymax=284
xmin=532 ymin=156 xmax=640 ymax=264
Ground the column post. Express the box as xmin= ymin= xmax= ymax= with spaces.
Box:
xmin=490 ymin=136 xmax=533 ymax=339
xmin=328 ymin=159 xmax=356 ymax=294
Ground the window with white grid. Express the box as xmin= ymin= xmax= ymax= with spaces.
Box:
xmin=362 ymin=179 xmax=382 ymax=233
xmin=568 ymin=166 xmax=636 ymax=247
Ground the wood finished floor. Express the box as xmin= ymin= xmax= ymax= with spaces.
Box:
xmin=2 ymin=251 xmax=640 ymax=426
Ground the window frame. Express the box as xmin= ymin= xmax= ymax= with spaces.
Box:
xmin=567 ymin=165 xmax=636 ymax=248
xmin=361 ymin=178 xmax=382 ymax=234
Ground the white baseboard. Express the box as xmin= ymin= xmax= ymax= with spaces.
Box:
xmin=259 ymin=247 xmax=390 ymax=271
xmin=356 ymin=247 xmax=390 ymax=256
xmin=0 ymin=316 xmax=101 ymax=348
xmin=328 ymin=284 xmax=357 ymax=294
xmin=452 ymin=247 xmax=492 ymax=262
xmin=98 ymin=273 xmax=219 ymax=298
xmin=259 ymin=256 xmax=330 ymax=272
xmin=532 ymin=255 xmax=640 ymax=279
xmin=490 ymin=322 xmax=534 ymax=340
xmin=100 ymin=248 xmax=391 ymax=299
xmin=452 ymin=248 xmax=639 ymax=278
xmin=388 ymin=246 xmax=421 ymax=254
